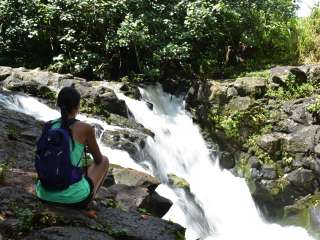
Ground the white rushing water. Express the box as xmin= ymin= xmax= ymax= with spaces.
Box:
xmin=0 ymin=88 xmax=316 ymax=240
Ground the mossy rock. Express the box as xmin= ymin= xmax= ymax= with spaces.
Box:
xmin=167 ymin=174 xmax=190 ymax=190
xmin=283 ymin=194 xmax=320 ymax=238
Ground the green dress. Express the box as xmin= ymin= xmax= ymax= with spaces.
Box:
xmin=35 ymin=119 xmax=91 ymax=204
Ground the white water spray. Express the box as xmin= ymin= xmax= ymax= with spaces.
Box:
xmin=0 ymin=89 xmax=315 ymax=240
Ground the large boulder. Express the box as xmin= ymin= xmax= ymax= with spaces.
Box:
xmin=270 ymin=66 xmax=308 ymax=86
xmin=283 ymin=125 xmax=319 ymax=153
xmin=286 ymin=168 xmax=317 ymax=193
xmin=257 ymin=132 xmax=287 ymax=156
xmin=282 ymin=98 xmax=314 ymax=126
xmin=233 ymin=77 xmax=267 ymax=98
xmin=0 ymin=67 xmax=132 ymax=119
xmin=0 ymin=178 xmax=183 ymax=240
xmin=226 ymin=96 xmax=253 ymax=113
xmin=111 ymin=168 xmax=160 ymax=191
xmin=101 ymin=167 xmax=172 ymax=218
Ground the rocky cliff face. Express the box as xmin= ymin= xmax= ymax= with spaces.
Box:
xmin=186 ymin=65 xmax=320 ymax=236
xmin=0 ymin=67 xmax=184 ymax=240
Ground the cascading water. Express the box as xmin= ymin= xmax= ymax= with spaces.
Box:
xmin=0 ymin=88 xmax=316 ymax=240
xmin=116 ymin=85 xmax=316 ymax=240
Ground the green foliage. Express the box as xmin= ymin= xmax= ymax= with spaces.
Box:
xmin=297 ymin=5 xmax=320 ymax=64
xmin=266 ymin=73 xmax=315 ymax=100
xmin=307 ymin=97 xmax=320 ymax=114
xmin=210 ymin=111 xmax=242 ymax=139
xmin=209 ymin=104 xmax=270 ymax=142
xmin=0 ymin=0 xmax=298 ymax=80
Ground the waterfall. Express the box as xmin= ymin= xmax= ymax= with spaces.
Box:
xmin=116 ymin=85 xmax=315 ymax=240
xmin=0 ymin=87 xmax=315 ymax=240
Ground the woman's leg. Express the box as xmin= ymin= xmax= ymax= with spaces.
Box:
xmin=87 ymin=156 xmax=109 ymax=197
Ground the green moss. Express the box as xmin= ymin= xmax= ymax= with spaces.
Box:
xmin=239 ymin=69 xmax=271 ymax=79
xmin=168 ymin=174 xmax=190 ymax=190
xmin=282 ymin=195 xmax=320 ymax=238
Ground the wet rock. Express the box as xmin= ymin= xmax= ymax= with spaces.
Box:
xmin=168 ymin=174 xmax=190 ymax=190
xmin=107 ymin=113 xmax=154 ymax=137
xmin=101 ymin=128 xmax=151 ymax=162
xmin=145 ymin=101 xmax=153 ymax=110
xmin=283 ymin=194 xmax=320 ymax=236
xmin=119 ymin=82 xmax=142 ymax=100
xmin=219 ymin=151 xmax=235 ymax=169
xmin=23 ymin=227 xmax=114 ymax=240
xmin=97 ymin=87 xmax=128 ymax=118
xmin=140 ymin=192 xmax=173 ymax=218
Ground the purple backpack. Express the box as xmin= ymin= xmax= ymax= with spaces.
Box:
xmin=35 ymin=120 xmax=83 ymax=191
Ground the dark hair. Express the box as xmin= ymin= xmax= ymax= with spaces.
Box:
xmin=57 ymin=87 xmax=81 ymax=147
